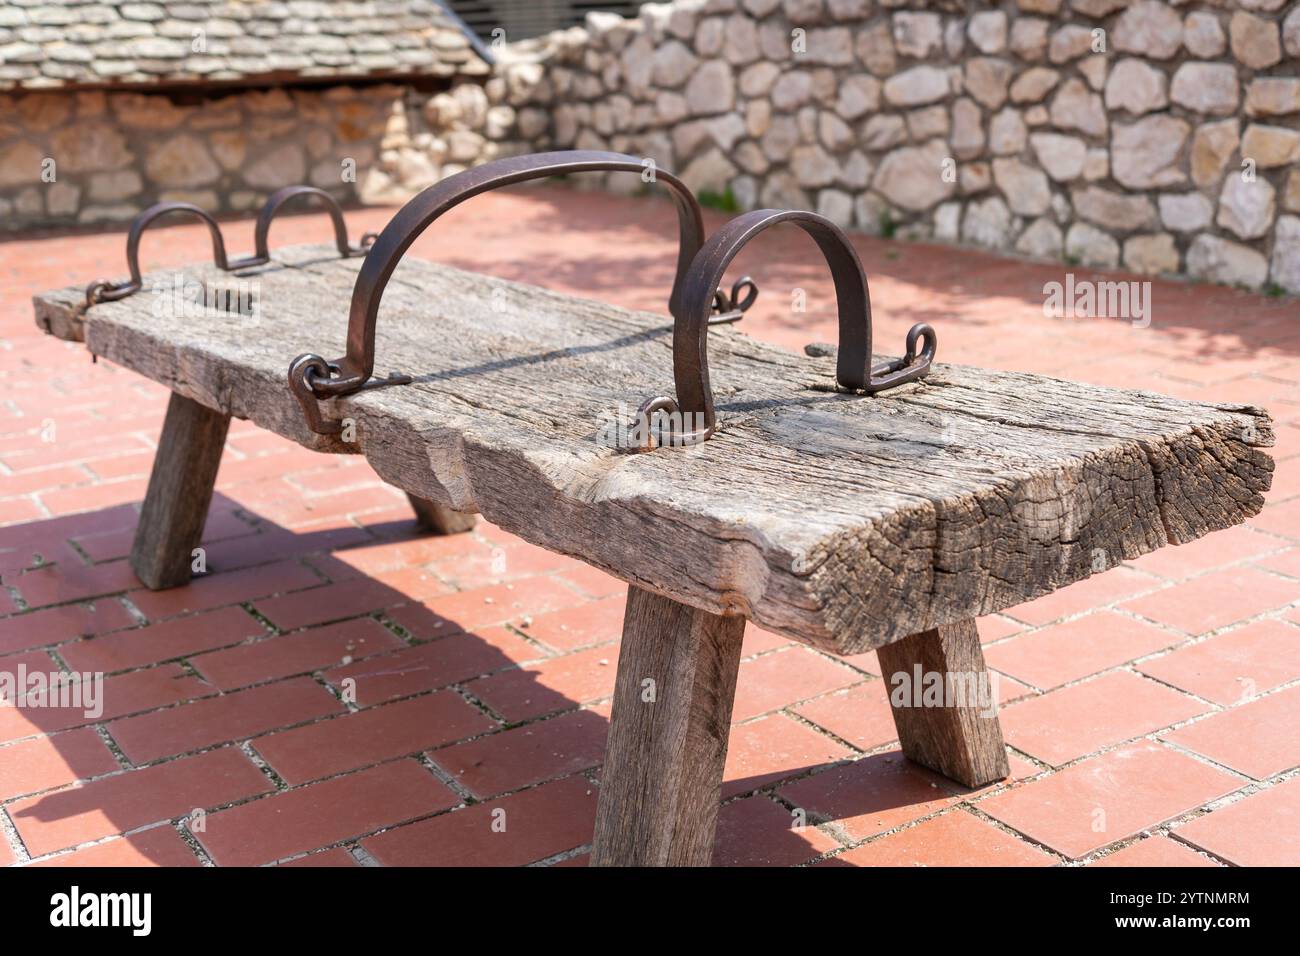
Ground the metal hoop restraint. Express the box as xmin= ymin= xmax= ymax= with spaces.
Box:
xmin=85 ymin=202 xmax=231 ymax=306
xmin=641 ymin=208 xmax=937 ymax=447
xmin=230 ymin=185 xmax=371 ymax=270
xmin=288 ymin=150 xmax=721 ymax=434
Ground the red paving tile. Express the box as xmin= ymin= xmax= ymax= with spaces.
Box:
xmin=1257 ymin=547 xmax=1300 ymax=580
xmin=1125 ymin=525 xmax=1288 ymax=582
xmin=1003 ymin=567 xmax=1161 ymax=627
xmin=465 ymin=641 xmax=618 ymax=722
xmin=106 ymin=678 xmax=345 ymax=764
xmin=742 ymin=622 xmax=796 ymax=656
xmin=724 ymin=713 xmax=855 ymax=799
xmin=190 ymin=617 xmax=404 ymax=691
xmin=715 ymin=794 xmax=842 ymax=867
xmin=253 ymin=578 xmax=406 ymax=631
xmin=322 ymin=626 xmax=540 ymax=706
xmin=823 ymin=810 xmax=1055 ymax=867
xmin=4 ymin=188 xmax=1296 ymax=868
xmin=999 ymin=670 xmax=1208 ymax=767
xmin=777 ymin=751 xmax=959 ymax=842
xmin=979 ymin=742 xmax=1243 ymax=859
xmin=974 ymin=614 xmax=1026 ymax=644
xmin=517 ymin=595 xmax=627 ymax=653
xmin=982 ymin=612 xmax=1180 ymax=690
xmin=792 ymin=679 xmax=899 ymax=752
xmin=0 ymin=663 xmax=214 ymax=742
xmin=1162 ymin=684 xmax=1300 ymax=780
xmin=0 ymin=599 xmax=136 ymax=655
xmin=126 ymin=559 xmax=323 ymax=622
xmin=1250 ymin=497 xmax=1300 ymax=540
xmin=58 ymin=606 xmax=267 ymax=674
xmin=7 ymin=747 xmax=272 ymax=857
xmin=554 ymin=565 xmax=625 ymax=600
xmin=32 ymin=826 xmax=201 ymax=867
xmin=253 ymin=691 xmax=498 ymax=785
xmin=1137 ymin=619 xmax=1300 ymax=706
xmin=732 ymin=647 xmax=862 ymax=722
xmin=1120 ymin=566 xmax=1298 ymax=635
xmin=363 ymin=775 xmax=598 ymax=866
xmin=0 ymin=727 xmax=119 ymax=801
xmin=431 ymin=708 xmax=610 ymax=798
xmin=1089 ymin=835 xmax=1219 ymax=868
xmin=415 ymin=576 xmax=589 ymax=632
xmin=430 ymin=540 xmax=575 ymax=589
xmin=197 ymin=759 xmax=457 ymax=866
xmin=9 ymin=559 xmax=141 ymax=610
xmin=1173 ymin=777 xmax=1300 ymax=867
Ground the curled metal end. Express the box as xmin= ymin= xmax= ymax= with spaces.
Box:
xmin=863 ymin=322 xmax=937 ymax=393
xmin=288 ymin=353 xmax=343 ymax=436
xmin=84 ymin=280 xmax=111 ymax=308
xmin=84 ymin=277 xmax=137 ymax=306
xmin=624 ymin=395 xmax=714 ymax=453
xmin=709 ymin=275 xmax=758 ymax=326
xmin=355 ymin=231 xmax=379 ymax=255
xmin=288 ymin=352 xmax=411 ymax=435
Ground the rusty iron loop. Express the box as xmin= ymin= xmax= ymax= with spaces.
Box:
xmin=709 ymin=275 xmax=758 ymax=325
xmin=288 ymin=353 xmax=342 ymax=436
xmin=662 ymin=208 xmax=938 ymax=445
xmin=295 ymin=150 xmax=710 ymax=406
xmin=629 ymin=395 xmax=682 ymax=452
xmin=85 ymin=201 xmax=230 ymax=306
xmin=230 ymin=185 xmax=368 ymax=270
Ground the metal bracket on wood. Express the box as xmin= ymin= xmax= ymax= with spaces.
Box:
xmin=227 ymin=185 xmax=375 ymax=270
xmin=628 ymin=209 xmax=937 ymax=451
xmin=288 ymin=149 xmax=760 ymax=436
xmin=82 ymin=188 xmax=370 ymax=309
xmin=84 ymin=201 xmax=231 ymax=307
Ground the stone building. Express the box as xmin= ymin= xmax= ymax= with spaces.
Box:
xmin=499 ymin=0 xmax=1300 ymax=294
xmin=0 ymin=0 xmax=498 ymax=225
xmin=3 ymin=0 xmax=1299 ymax=294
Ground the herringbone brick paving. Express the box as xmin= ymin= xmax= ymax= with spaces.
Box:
xmin=0 ymin=186 xmax=1297 ymax=866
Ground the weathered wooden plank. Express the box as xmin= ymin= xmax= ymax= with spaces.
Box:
xmin=591 ymin=585 xmax=746 ymax=866
xmin=876 ymin=619 xmax=1010 ymax=787
xmin=131 ymin=391 xmax=231 ymax=589
xmin=34 ymin=244 xmax=1275 ymax=652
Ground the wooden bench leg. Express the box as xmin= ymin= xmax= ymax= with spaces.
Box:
xmin=876 ymin=618 xmax=1010 ymax=788
xmin=130 ymin=392 xmax=231 ymax=590
xmin=406 ymin=493 xmax=477 ymax=534
xmin=591 ymin=586 xmax=746 ymax=866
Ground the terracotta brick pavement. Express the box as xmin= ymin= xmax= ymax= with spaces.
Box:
xmin=0 ymin=187 xmax=1297 ymax=866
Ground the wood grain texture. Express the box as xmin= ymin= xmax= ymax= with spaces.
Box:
xmin=406 ymin=493 xmax=477 ymax=534
xmin=591 ymin=585 xmax=746 ymax=866
xmin=130 ymin=391 xmax=231 ymax=590
xmin=34 ymin=244 xmax=1275 ymax=651
xmin=876 ymin=619 xmax=1010 ymax=787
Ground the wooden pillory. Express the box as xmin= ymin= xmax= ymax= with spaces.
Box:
xmin=34 ymin=152 xmax=1275 ymax=866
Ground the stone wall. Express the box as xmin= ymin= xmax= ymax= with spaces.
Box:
xmin=4 ymin=1 xmax=1298 ymax=294
xmin=0 ymin=76 xmax=506 ymax=227
xmin=493 ymin=0 xmax=1300 ymax=293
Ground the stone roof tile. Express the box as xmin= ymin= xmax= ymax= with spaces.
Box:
xmin=0 ymin=0 xmax=484 ymax=90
